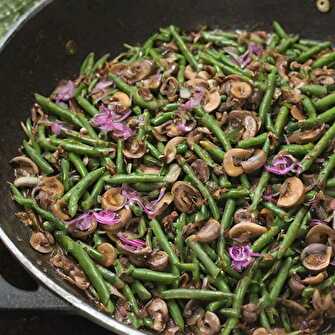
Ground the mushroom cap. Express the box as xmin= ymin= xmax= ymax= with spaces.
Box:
xmin=30 ymin=231 xmax=54 ymax=254
xmin=277 ymin=177 xmax=305 ymax=208
xmin=223 ymin=148 xmax=253 ymax=177
xmin=301 ymin=243 xmax=332 ymax=272
xmin=228 ymin=221 xmax=267 ymax=240
xmin=171 ymin=181 xmax=203 ymax=213
xmin=164 ymin=137 xmax=185 ymax=163
xmin=123 ymin=139 xmax=146 ymax=159
xmin=288 ymin=125 xmax=325 ymax=144
xmin=10 ymin=155 xmax=39 ymax=176
xmin=230 ymin=81 xmax=253 ymax=100
xmin=196 ymin=311 xmax=221 ymax=335
xmin=240 ymin=149 xmax=267 ymax=173
xmin=103 ymin=207 xmax=132 ymax=233
xmin=306 ymin=224 xmax=335 ymax=244
xmin=146 ymin=298 xmax=169 ymax=333
xmin=203 ymin=89 xmax=221 ymax=113
xmin=101 ymin=188 xmax=126 ymax=211
xmin=68 ymin=219 xmax=97 ymax=240
xmin=192 ymin=218 xmax=221 ymax=243
xmin=97 ymin=242 xmax=117 ymax=267
xmin=111 ymin=91 xmax=132 ymax=108
xmin=51 ymin=199 xmax=70 ymax=221
xmin=147 ymin=250 xmax=169 ymax=271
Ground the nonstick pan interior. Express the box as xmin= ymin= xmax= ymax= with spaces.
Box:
xmin=0 ymin=0 xmax=334 ymax=333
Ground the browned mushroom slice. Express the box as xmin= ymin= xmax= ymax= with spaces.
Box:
xmin=160 ymin=76 xmax=179 ymax=101
xmin=147 ymin=193 xmax=174 ymax=218
xmin=301 ymin=243 xmax=332 ymax=271
xmin=287 ymin=125 xmax=325 ymax=144
xmin=171 ymin=181 xmax=203 ymax=213
xmin=306 ymin=224 xmax=335 ymax=244
xmin=196 ymin=311 xmax=221 ymax=335
xmin=147 ymin=250 xmax=169 ymax=271
xmin=191 ymin=159 xmax=210 ymax=183
xmin=68 ymin=219 xmax=97 ymax=240
xmin=128 ymin=59 xmax=155 ymax=83
xmin=96 ymin=242 xmax=117 ymax=267
xmin=184 ymin=64 xmax=197 ymax=80
xmin=30 ymin=231 xmax=54 ymax=254
xmin=240 ymin=149 xmax=267 ymax=173
xmin=290 ymin=105 xmax=305 ymax=121
xmin=288 ymin=275 xmax=305 ymax=295
xmin=191 ymin=219 xmax=221 ymax=243
xmin=281 ymin=299 xmax=307 ymax=315
xmin=230 ymin=81 xmax=253 ymax=99
xmin=40 ymin=176 xmax=65 ymax=198
xmin=301 ymin=271 xmax=328 ymax=285
xmin=164 ymin=164 xmax=182 ymax=184
xmin=228 ymin=221 xmax=267 ymax=240
xmin=51 ymin=199 xmax=70 ymax=221
xmin=203 ymin=89 xmax=221 ymax=112
xmin=146 ymin=298 xmax=169 ymax=332
xmin=164 ymin=136 xmax=185 ymax=163
xmin=277 ymin=177 xmax=305 ymax=208
xmin=14 ymin=176 xmax=39 ymax=188
xmin=234 ymin=208 xmax=256 ymax=224
xmin=103 ymin=207 xmax=132 ymax=233
xmin=123 ymin=139 xmax=146 ymax=159
xmin=101 ymin=187 xmax=126 ymax=211
xmin=242 ymin=303 xmax=259 ymax=324
xmin=110 ymin=91 xmax=132 ymax=108
xmin=228 ymin=110 xmax=260 ymax=140
xmin=223 ymin=148 xmax=253 ymax=177
xmin=142 ymin=73 xmax=162 ymax=90
xmin=10 ymin=155 xmax=39 ymax=176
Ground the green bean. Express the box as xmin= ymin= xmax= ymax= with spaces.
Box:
xmin=215 ymin=188 xmax=250 ymax=200
xmin=131 ymin=268 xmax=178 ymax=285
xmin=199 ymin=140 xmax=225 ymax=161
xmin=250 ymin=172 xmax=270 ymax=211
xmin=131 ymin=280 xmax=152 ymax=301
xmin=35 ymin=94 xmax=83 ymax=128
xmin=167 ymin=300 xmax=184 ymax=331
xmin=81 ymin=173 xmax=106 ymax=210
xmin=296 ymin=41 xmax=331 ymax=63
xmin=207 ymin=300 xmax=228 ymax=312
xmin=104 ymin=174 xmax=165 ymax=185
xmin=238 ymin=133 xmax=268 ymax=149
xmin=37 ymin=125 xmax=57 ymax=151
xmin=300 ymin=84 xmax=328 ymax=97
xmin=80 ymin=52 xmax=95 ymax=76
xmin=55 ymin=232 xmax=112 ymax=307
xmin=169 ymin=25 xmax=199 ymax=71
xmin=68 ymin=167 xmax=105 ymax=217
xmin=161 ymin=289 xmax=233 ymax=301
xmin=276 ymin=208 xmax=307 ymax=259
xmin=259 ymin=68 xmax=277 ymax=127
xmin=61 ymin=128 xmax=109 ymax=147
xmin=268 ymin=257 xmax=293 ymax=305
xmin=326 ymin=178 xmax=335 ymax=188
xmin=150 ymin=219 xmax=179 ymax=265
xmin=76 ymin=95 xmax=99 ymax=116
xmin=92 ymin=53 xmax=110 ymax=72
xmin=76 ymin=113 xmax=98 ymax=139
xmin=177 ymin=57 xmax=186 ymax=83
xmin=272 ymin=21 xmax=288 ymax=39
xmin=262 ymin=202 xmax=289 ymax=220
xmin=221 ymin=199 xmax=236 ymax=230
xmin=312 ymin=51 xmax=335 ymax=69
xmin=116 ymin=139 xmax=125 ymax=174
xmin=277 ymin=36 xmax=299 ymax=53
xmin=151 ymin=112 xmax=176 ymax=126
xmin=192 ymin=143 xmax=216 ymax=167
xmin=123 ymin=283 xmax=139 ymax=314
xmin=274 ymin=104 xmax=290 ymax=137
xmin=178 ymin=157 xmax=220 ymax=220
xmin=96 ymin=265 xmax=125 ymax=289
xmin=317 ymin=153 xmax=335 ymax=188
xmin=315 ymin=92 xmax=335 ymax=111
xmin=280 ymin=143 xmax=314 ymax=156
xmin=301 ymin=96 xmax=317 ymax=118
xmin=61 ymin=158 xmax=71 ymax=192
xmin=23 ymin=140 xmax=54 ymax=175
xmin=300 ymin=121 xmax=335 ymax=172
xmin=69 ymin=152 xmax=88 ymax=177
xmin=108 ymin=73 xmax=166 ymax=110
xmin=146 ymin=141 xmax=163 ymax=160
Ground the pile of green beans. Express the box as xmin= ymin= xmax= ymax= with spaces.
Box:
xmin=9 ymin=21 xmax=335 ymax=335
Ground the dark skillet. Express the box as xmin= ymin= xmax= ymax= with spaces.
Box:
xmin=0 ymin=0 xmax=334 ymax=333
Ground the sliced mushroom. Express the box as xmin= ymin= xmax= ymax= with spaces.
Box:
xmin=171 ymin=181 xmax=203 ymax=213
xmin=123 ymin=139 xmax=146 ymax=159
xmin=228 ymin=110 xmax=260 ymax=140
xmin=301 ymin=243 xmax=332 ymax=271
xmin=51 ymin=199 xmax=70 ymax=221
xmin=147 ymin=193 xmax=174 ymax=218
xmin=164 ymin=164 xmax=182 ymax=184
xmin=281 ymin=299 xmax=307 ymax=314
xmin=301 ymin=271 xmax=328 ymax=285
xmin=164 ymin=137 xmax=185 ymax=163
xmin=147 ymin=250 xmax=169 ymax=271
xmin=288 ymin=275 xmax=305 ymax=295
xmin=223 ymin=148 xmax=253 ymax=177
xmin=14 ymin=176 xmax=39 ymax=188
xmin=240 ymin=149 xmax=267 ymax=173
xmin=191 ymin=219 xmax=221 ymax=243
xmin=228 ymin=221 xmax=267 ymax=240
xmin=142 ymin=73 xmax=162 ymax=90
xmin=115 ymin=232 xmax=152 ymax=256
xmin=196 ymin=311 xmax=221 ymax=335
xmin=103 ymin=207 xmax=132 ymax=233
xmin=184 ymin=300 xmax=204 ymax=326
xmin=30 ymin=231 xmax=54 ymax=254
xmin=101 ymin=188 xmax=126 ymax=211
xmin=39 ymin=176 xmax=65 ymax=200
xmin=146 ymin=298 xmax=169 ymax=332
xmin=306 ymin=224 xmax=335 ymax=244
xmin=234 ymin=208 xmax=256 ymax=224
xmin=242 ymin=303 xmax=259 ymax=323
xmin=111 ymin=91 xmax=131 ymax=108
xmin=10 ymin=155 xmax=39 ymax=176
xmin=230 ymin=81 xmax=253 ymax=99
xmin=68 ymin=219 xmax=97 ymax=240
xmin=160 ymin=76 xmax=179 ymax=101
xmin=203 ymin=89 xmax=221 ymax=112
xmin=288 ymin=125 xmax=325 ymax=144
xmin=277 ymin=177 xmax=305 ymax=208
xmin=184 ymin=65 xmax=197 ymax=80
xmin=191 ymin=159 xmax=209 ymax=183
xmin=97 ymin=242 xmax=117 ymax=267
xmin=290 ymin=105 xmax=305 ymax=121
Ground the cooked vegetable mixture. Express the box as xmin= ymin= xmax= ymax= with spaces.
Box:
xmin=9 ymin=21 xmax=335 ymax=334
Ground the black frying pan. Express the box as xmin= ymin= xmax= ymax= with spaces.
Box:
xmin=0 ymin=0 xmax=334 ymax=333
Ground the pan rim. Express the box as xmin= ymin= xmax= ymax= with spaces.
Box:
xmin=0 ymin=1 xmax=146 ymax=334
